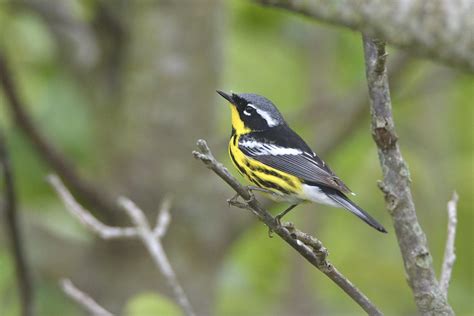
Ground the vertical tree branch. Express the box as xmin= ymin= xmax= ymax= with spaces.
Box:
xmin=0 ymin=132 xmax=35 ymax=316
xmin=61 ymin=279 xmax=113 ymax=316
xmin=439 ymin=192 xmax=458 ymax=297
xmin=362 ymin=34 xmax=454 ymax=315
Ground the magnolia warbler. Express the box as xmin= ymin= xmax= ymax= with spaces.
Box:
xmin=217 ymin=90 xmax=387 ymax=233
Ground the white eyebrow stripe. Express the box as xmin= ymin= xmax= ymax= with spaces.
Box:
xmin=240 ymin=140 xmax=302 ymax=155
xmin=247 ymin=103 xmax=278 ymax=127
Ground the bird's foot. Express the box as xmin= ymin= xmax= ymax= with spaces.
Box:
xmin=268 ymin=226 xmax=275 ymax=238
xmin=268 ymin=213 xmax=285 ymax=238
xmin=247 ymin=186 xmax=282 ymax=200
xmin=226 ymin=190 xmax=255 ymax=209
xmin=227 ymin=192 xmax=240 ymax=206
xmin=247 ymin=186 xmax=272 ymax=194
xmin=275 ymin=213 xmax=284 ymax=227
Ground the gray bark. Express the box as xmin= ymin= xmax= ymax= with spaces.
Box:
xmin=257 ymin=0 xmax=474 ymax=72
xmin=362 ymin=35 xmax=454 ymax=315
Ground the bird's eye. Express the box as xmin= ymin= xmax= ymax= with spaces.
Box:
xmin=243 ymin=106 xmax=255 ymax=116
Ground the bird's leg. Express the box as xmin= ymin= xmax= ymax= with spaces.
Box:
xmin=246 ymin=186 xmax=282 ymax=200
xmin=275 ymin=204 xmax=298 ymax=226
xmin=247 ymin=186 xmax=273 ymax=194
xmin=228 ymin=186 xmax=264 ymax=205
xmin=268 ymin=204 xmax=298 ymax=238
xmin=227 ymin=192 xmax=241 ymax=206
xmin=227 ymin=189 xmax=255 ymax=209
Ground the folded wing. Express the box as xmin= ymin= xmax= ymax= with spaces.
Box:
xmin=239 ymin=133 xmax=352 ymax=194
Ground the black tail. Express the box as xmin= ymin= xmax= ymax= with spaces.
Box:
xmin=322 ymin=187 xmax=387 ymax=233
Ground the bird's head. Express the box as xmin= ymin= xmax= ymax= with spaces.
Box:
xmin=217 ymin=90 xmax=285 ymax=134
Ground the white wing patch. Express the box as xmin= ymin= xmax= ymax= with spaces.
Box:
xmin=239 ymin=139 xmax=302 ymax=156
xmin=247 ymin=103 xmax=278 ymax=127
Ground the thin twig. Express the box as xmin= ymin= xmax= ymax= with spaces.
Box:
xmin=49 ymin=175 xmax=196 ymax=316
xmin=0 ymin=132 xmax=35 ymax=316
xmin=118 ymin=197 xmax=195 ymax=316
xmin=47 ymin=175 xmax=138 ymax=239
xmin=192 ymin=139 xmax=382 ymax=315
xmin=0 ymin=52 xmax=119 ymax=221
xmin=440 ymin=192 xmax=459 ymax=297
xmin=153 ymin=198 xmax=172 ymax=239
xmin=362 ymin=34 xmax=453 ymax=315
xmin=60 ymin=279 xmax=113 ymax=316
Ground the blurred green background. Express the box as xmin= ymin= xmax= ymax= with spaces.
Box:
xmin=0 ymin=1 xmax=472 ymax=315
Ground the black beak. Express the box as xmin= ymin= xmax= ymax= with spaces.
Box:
xmin=216 ymin=90 xmax=234 ymax=104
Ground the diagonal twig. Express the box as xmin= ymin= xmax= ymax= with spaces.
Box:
xmin=192 ymin=139 xmax=382 ymax=315
xmin=61 ymin=279 xmax=113 ymax=316
xmin=362 ymin=34 xmax=454 ymax=315
xmin=0 ymin=131 xmax=35 ymax=316
xmin=47 ymin=175 xmax=138 ymax=239
xmin=439 ymin=192 xmax=458 ymax=297
xmin=48 ymin=175 xmax=195 ymax=316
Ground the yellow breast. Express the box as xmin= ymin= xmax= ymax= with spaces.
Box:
xmin=228 ymin=134 xmax=302 ymax=198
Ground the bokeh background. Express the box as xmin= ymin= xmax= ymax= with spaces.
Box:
xmin=0 ymin=1 xmax=473 ymax=315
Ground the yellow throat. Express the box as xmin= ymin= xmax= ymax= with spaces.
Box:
xmin=230 ymin=104 xmax=251 ymax=134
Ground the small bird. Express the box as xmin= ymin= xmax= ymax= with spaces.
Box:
xmin=217 ymin=90 xmax=387 ymax=233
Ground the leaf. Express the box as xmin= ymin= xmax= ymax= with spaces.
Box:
xmin=125 ymin=292 xmax=182 ymax=316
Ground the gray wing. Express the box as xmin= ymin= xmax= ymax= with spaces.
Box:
xmin=239 ymin=141 xmax=352 ymax=193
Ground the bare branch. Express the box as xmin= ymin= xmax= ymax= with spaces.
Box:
xmin=440 ymin=192 xmax=459 ymax=297
xmin=362 ymin=34 xmax=453 ymax=315
xmin=117 ymin=197 xmax=195 ymax=316
xmin=47 ymin=175 xmax=139 ymax=239
xmin=153 ymin=198 xmax=172 ymax=239
xmin=193 ymin=139 xmax=382 ymax=315
xmin=49 ymin=176 xmax=196 ymax=316
xmin=60 ymin=279 xmax=113 ymax=316
xmin=255 ymin=0 xmax=474 ymax=72
xmin=0 ymin=131 xmax=35 ymax=316
xmin=0 ymin=52 xmax=120 ymax=221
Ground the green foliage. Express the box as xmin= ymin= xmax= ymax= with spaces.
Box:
xmin=221 ymin=0 xmax=312 ymax=110
xmin=0 ymin=252 xmax=19 ymax=316
xmin=125 ymin=293 xmax=182 ymax=316
xmin=214 ymin=223 xmax=291 ymax=316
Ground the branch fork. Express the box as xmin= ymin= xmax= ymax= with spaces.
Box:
xmin=363 ymin=34 xmax=455 ymax=315
xmin=48 ymin=175 xmax=196 ymax=316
